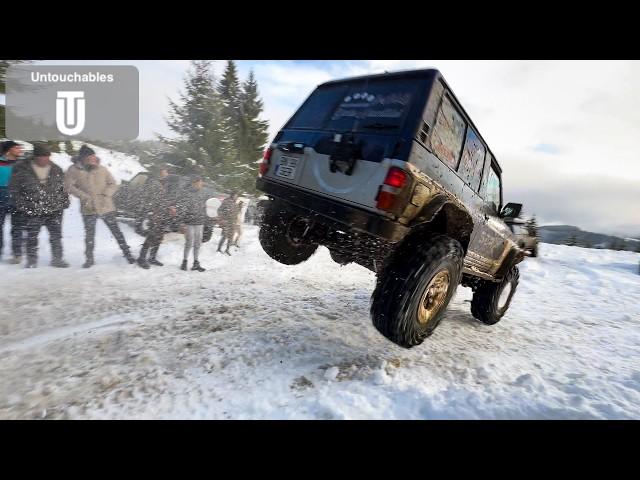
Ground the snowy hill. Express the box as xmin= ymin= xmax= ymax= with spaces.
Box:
xmin=20 ymin=141 xmax=146 ymax=183
xmin=1 ymin=142 xmax=639 ymax=419
xmin=0 ymin=203 xmax=639 ymax=420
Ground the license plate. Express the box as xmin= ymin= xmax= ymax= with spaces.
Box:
xmin=275 ymin=156 xmax=299 ymax=179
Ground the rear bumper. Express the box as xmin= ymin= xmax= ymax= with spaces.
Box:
xmin=256 ymin=177 xmax=410 ymax=243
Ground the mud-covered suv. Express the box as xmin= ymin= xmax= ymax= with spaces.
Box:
xmin=256 ymin=68 xmax=526 ymax=348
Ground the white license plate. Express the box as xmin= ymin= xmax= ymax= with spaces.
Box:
xmin=275 ymin=156 xmax=299 ymax=179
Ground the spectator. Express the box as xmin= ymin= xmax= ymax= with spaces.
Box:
xmin=0 ymin=140 xmax=26 ymax=264
xmin=9 ymin=143 xmax=70 ymax=268
xmin=65 ymin=145 xmax=136 ymax=268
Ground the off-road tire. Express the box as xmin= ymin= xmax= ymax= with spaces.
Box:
xmin=329 ymin=249 xmax=352 ymax=266
xmin=371 ymin=234 xmax=464 ymax=348
xmin=258 ymin=203 xmax=318 ymax=265
xmin=470 ymin=266 xmax=520 ymax=325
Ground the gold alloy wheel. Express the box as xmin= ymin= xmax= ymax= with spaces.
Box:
xmin=417 ymin=270 xmax=450 ymax=325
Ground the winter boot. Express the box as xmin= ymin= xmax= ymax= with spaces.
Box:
xmin=9 ymin=255 xmax=22 ymax=265
xmin=191 ymin=260 xmax=205 ymax=272
xmin=149 ymin=257 xmax=164 ymax=267
xmin=137 ymin=257 xmax=150 ymax=269
xmin=124 ymin=251 xmax=136 ymax=264
xmin=180 ymin=259 xmax=188 ymax=271
xmin=83 ymin=255 xmax=94 ymax=269
xmin=51 ymin=258 xmax=70 ymax=268
xmin=25 ymin=259 xmax=37 ymax=269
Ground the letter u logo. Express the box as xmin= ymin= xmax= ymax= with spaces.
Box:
xmin=56 ymin=91 xmax=86 ymax=136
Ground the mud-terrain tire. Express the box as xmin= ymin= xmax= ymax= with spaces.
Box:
xmin=371 ymin=234 xmax=464 ymax=348
xmin=471 ymin=266 xmax=520 ymax=325
xmin=258 ymin=203 xmax=318 ymax=265
xmin=329 ymin=249 xmax=352 ymax=266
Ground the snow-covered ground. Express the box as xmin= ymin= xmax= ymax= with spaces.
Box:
xmin=0 ymin=149 xmax=639 ymax=419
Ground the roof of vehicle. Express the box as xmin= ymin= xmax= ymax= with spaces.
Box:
xmin=317 ymin=68 xmax=503 ymax=175
xmin=318 ymin=68 xmax=439 ymax=87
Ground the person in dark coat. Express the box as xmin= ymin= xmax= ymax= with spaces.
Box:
xmin=0 ymin=140 xmax=26 ymax=264
xmin=9 ymin=143 xmax=70 ymax=268
xmin=177 ymin=176 xmax=208 ymax=272
xmin=136 ymin=164 xmax=176 ymax=269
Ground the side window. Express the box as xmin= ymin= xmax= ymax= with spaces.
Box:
xmin=485 ymin=165 xmax=501 ymax=213
xmin=458 ymin=128 xmax=486 ymax=192
xmin=430 ymin=95 xmax=466 ymax=169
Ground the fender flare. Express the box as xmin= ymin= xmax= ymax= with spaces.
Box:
xmin=409 ymin=193 xmax=474 ymax=251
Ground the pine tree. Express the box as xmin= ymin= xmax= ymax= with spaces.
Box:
xmin=64 ymin=140 xmax=76 ymax=156
xmin=163 ymin=60 xmax=224 ymax=179
xmin=160 ymin=60 xmax=269 ymax=192
xmin=566 ymin=234 xmax=579 ymax=247
xmin=525 ymin=215 xmax=538 ymax=237
xmin=215 ymin=61 xmax=243 ymax=182
xmin=237 ymin=70 xmax=269 ymax=193
xmin=1 ymin=60 xmax=30 ymax=138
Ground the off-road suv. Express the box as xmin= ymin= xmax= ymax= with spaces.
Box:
xmin=256 ymin=68 xmax=526 ymax=348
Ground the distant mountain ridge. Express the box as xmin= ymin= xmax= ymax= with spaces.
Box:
xmin=538 ymin=225 xmax=639 ymax=250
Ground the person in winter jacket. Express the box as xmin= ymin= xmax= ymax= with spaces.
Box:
xmin=0 ymin=140 xmax=26 ymax=264
xmin=216 ymin=191 xmax=240 ymax=256
xmin=65 ymin=144 xmax=135 ymax=268
xmin=177 ymin=176 xmax=208 ymax=272
xmin=136 ymin=164 xmax=176 ymax=269
xmin=9 ymin=143 xmax=70 ymax=268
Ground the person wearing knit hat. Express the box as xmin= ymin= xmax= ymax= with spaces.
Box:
xmin=0 ymin=140 xmax=25 ymax=263
xmin=65 ymin=145 xmax=136 ymax=268
xmin=9 ymin=142 xmax=70 ymax=268
xmin=71 ymin=144 xmax=96 ymax=165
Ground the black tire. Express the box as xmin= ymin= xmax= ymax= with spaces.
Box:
xmin=258 ymin=203 xmax=318 ymax=265
xmin=329 ymin=249 xmax=352 ymax=266
xmin=471 ymin=266 xmax=520 ymax=325
xmin=530 ymin=245 xmax=538 ymax=257
xmin=371 ymin=234 xmax=464 ymax=348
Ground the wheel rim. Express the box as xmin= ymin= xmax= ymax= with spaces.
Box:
xmin=417 ymin=270 xmax=450 ymax=325
xmin=498 ymin=282 xmax=513 ymax=309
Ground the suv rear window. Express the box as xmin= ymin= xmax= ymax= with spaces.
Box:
xmin=285 ymin=78 xmax=422 ymax=134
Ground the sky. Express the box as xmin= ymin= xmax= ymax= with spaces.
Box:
xmin=21 ymin=60 xmax=640 ymax=235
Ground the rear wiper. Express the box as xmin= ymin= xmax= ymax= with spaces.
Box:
xmin=361 ymin=122 xmax=398 ymax=130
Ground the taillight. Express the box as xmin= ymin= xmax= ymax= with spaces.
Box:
xmin=259 ymin=147 xmax=273 ymax=177
xmin=384 ymin=167 xmax=408 ymax=188
xmin=377 ymin=167 xmax=409 ymax=212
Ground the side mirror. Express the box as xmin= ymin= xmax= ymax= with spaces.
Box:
xmin=500 ymin=202 xmax=523 ymax=219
